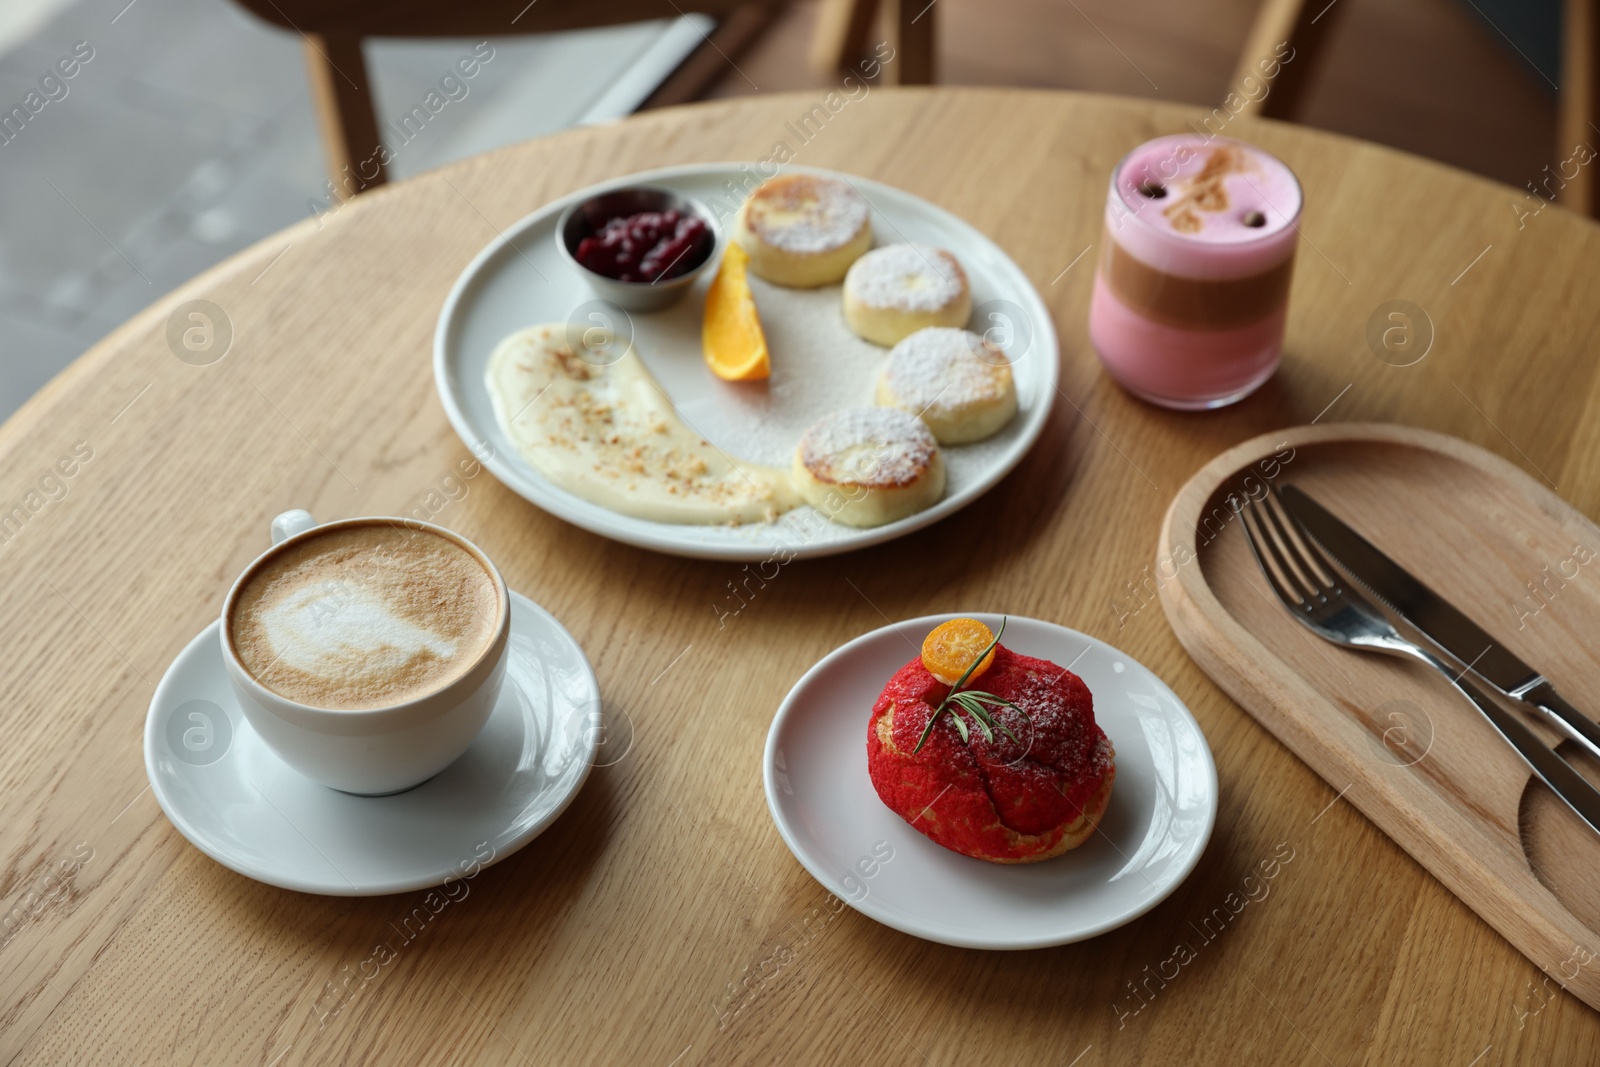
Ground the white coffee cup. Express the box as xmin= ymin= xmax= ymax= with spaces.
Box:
xmin=220 ymin=510 xmax=510 ymax=795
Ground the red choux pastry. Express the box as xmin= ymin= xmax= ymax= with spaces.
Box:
xmin=867 ymin=621 xmax=1115 ymax=864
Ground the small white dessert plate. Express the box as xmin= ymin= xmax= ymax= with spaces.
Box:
xmin=763 ymin=613 xmax=1217 ymax=949
xmin=434 ymin=163 xmax=1059 ymax=561
xmin=144 ymin=592 xmax=601 ymax=896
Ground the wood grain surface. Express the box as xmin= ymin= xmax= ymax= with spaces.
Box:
xmin=3 ymin=88 xmax=1599 ymax=1065
xmin=1158 ymin=423 xmax=1600 ymax=1013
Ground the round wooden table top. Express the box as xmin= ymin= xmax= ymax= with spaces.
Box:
xmin=4 ymin=88 xmax=1598 ymax=1065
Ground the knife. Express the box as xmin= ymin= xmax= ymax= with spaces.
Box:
xmin=1279 ymin=484 xmax=1600 ymax=763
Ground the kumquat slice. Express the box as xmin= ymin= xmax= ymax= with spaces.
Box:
xmin=921 ymin=618 xmax=997 ymax=686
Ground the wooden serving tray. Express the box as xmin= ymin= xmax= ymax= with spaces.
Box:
xmin=1159 ymin=423 xmax=1600 ymax=1011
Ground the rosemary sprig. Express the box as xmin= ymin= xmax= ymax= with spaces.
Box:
xmin=912 ymin=617 xmax=1029 ymax=753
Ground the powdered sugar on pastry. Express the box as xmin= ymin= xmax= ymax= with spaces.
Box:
xmin=792 ymin=407 xmax=945 ymax=527
xmin=843 ymin=243 xmax=972 ymax=346
xmin=744 ymin=175 xmax=870 ymax=253
xmin=878 ymin=327 xmax=1016 ymax=444
xmin=797 ymin=407 xmax=938 ymax=488
xmin=883 ymin=328 xmax=1009 ymax=411
xmin=735 ymin=174 xmax=874 ymax=287
xmin=846 ymin=244 xmax=967 ymax=312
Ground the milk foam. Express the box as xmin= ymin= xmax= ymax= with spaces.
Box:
xmin=228 ymin=523 xmax=500 ymax=710
xmin=1106 ymin=135 xmax=1302 ymax=279
xmin=259 ymin=580 xmax=458 ymax=681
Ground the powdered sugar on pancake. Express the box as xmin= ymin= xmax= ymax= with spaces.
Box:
xmin=745 ymin=175 xmax=870 ymax=254
xmin=845 ymin=244 xmax=967 ymax=312
xmin=798 ymin=407 xmax=937 ymax=488
xmin=883 ymin=327 xmax=1011 ymax=415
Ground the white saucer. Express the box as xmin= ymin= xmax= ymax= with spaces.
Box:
xmin=763 ymin=613 xmax=1217 ymax=949
xmin=144 ymin=592 xmax=602 ymax=896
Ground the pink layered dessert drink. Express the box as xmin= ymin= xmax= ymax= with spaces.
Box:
xmin=1089 ymin=135 xmax=1302 ymax=409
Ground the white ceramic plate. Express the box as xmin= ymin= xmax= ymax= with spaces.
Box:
xmin=433 ymin=163 xmax=1059 ymax=560
xmin=144 ymin=592 xmax=602 ymax=896
xmin=763 ymin=613 xmax=1217 ymax=949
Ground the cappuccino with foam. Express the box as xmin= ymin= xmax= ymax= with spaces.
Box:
xmin=227 ymin=522 xmax=501 ymax=710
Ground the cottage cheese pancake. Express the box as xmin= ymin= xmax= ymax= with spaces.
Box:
xmin=843 ymin=244 xmax=971 ymax=346
xmin=487 ymin=323 xmax=797 ymax=525
xmin=734 ymin=173 xmax=873 ymax=287
xmin=877 ymin=327 xmax=1015 ymax=444
xmin=791 ymin=407 xmax=944 ymax=527
xmin=228 ymin=524 xmax=500 ymax=710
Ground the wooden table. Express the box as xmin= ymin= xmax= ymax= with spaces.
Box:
xmin=3 ymin=88 xmax=1598 ymax=1065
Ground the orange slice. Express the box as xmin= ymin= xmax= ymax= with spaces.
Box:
xmin=702 ymin=243 xmax=770 ymax=381
xmin=921 ymin=618 xmax=996 ymax=685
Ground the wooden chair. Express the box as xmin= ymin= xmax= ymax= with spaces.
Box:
xmin=1228 ymin=0 xmax=1347 ymax=124
xmin=1560 ymin=0 xmax=1600 ymax=214
xmin=230 ymin=0 xmax=936 ymax=199
xmin=1230 ymin=0 xmax=1600 ymax=217
xmin=811 ymin=0 xmax=936 ymax=85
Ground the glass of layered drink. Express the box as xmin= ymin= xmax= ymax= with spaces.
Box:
xmin=1089 ymin=135 xmax=1302 ymax=409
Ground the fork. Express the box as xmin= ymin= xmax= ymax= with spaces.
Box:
xmin=1236 ymin=487 xmax=1600 ymax=837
